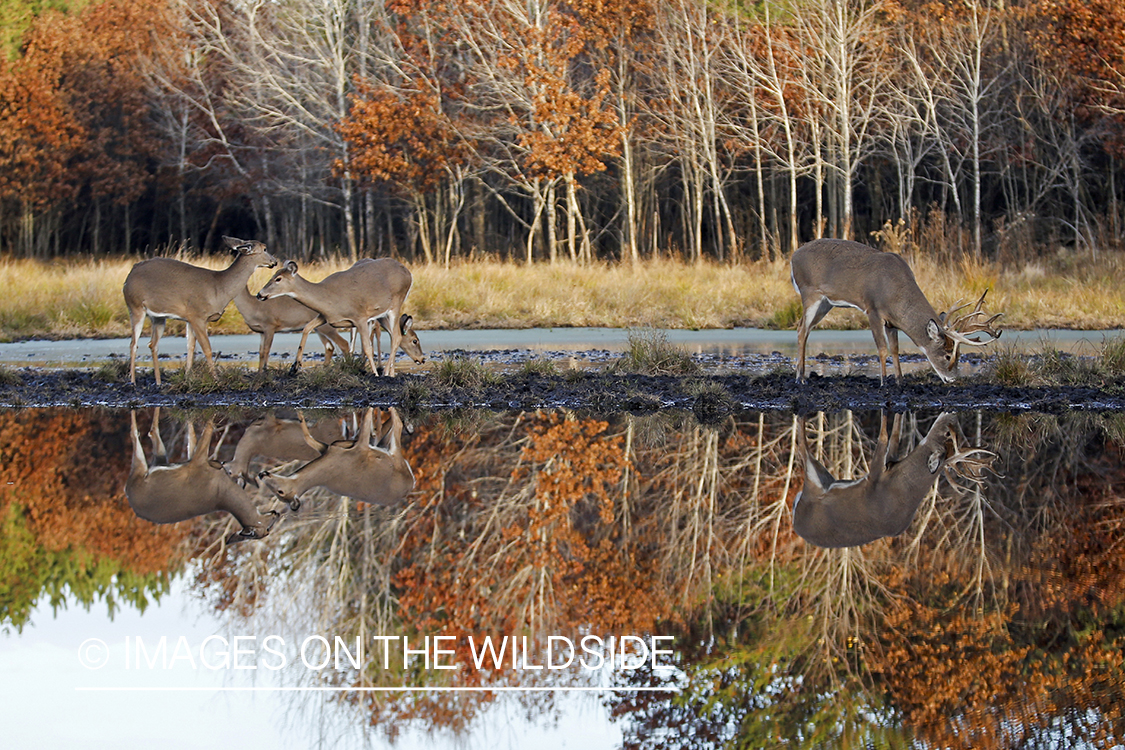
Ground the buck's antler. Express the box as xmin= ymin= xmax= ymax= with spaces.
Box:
xmin=944 ymin=447 xmax=998 ymax=482
xmin=942 ymin=290 xmax=1003 ymax=345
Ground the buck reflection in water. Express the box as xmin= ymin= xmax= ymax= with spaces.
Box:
xmin=125 ymin=408 xmax=279 ymax=543
xmin=258 ymin=407 xmax=415 ymax=510
xmin=794 ymin=412 xmax=995 ymax=548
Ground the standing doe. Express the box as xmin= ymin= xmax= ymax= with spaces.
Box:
xmin=790 ymin=238 xmax=1002 ymax=383
xmin=124 ymin=236 xmax=277 ymax=385
xmin=255 ymin=258 xmax=424 ymax=376
xmin=232 ymin=285 xmax=351 ymax=373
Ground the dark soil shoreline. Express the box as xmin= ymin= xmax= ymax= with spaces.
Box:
xmin=3 ymin=368 xmax=1123 ymax=418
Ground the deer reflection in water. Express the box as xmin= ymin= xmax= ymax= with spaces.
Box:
xmin=126 ymin=408 xmax=279 ymax=543
xmin=258 ymin=407 xmax=415 ymax=510
xmin=794 ymin=412 xmax=996 ymax=548
xmin=225 ymin=411 xmax=349 ymax=487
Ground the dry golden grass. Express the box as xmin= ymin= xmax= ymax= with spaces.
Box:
xmin=2 ymin=251 xmax=1125 ymax=341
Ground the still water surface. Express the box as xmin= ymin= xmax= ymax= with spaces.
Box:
xmin=1 ymin=405 xmax=1123 ymax=748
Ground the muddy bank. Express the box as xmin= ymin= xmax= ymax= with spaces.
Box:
xmin=2 ymin=367 xmax=1122 ymax=418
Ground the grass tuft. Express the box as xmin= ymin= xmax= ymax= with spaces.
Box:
xmin=516 ymin=357 xmax=560 ymax=377
xmin=427 ymin=354 xmax=500 ymax=390
xmin=767 ymin=298 xmax=804 ymax=330
xmin=93 ymin=358 xmax=129 ymax=383
xmin=165 ymin=365 xmax=250 ymax=394
xmin=0 ymin=364 xmax=21 ymax=386
xmin=613 ymin=329 xmax=701 ymax=376
xmin=293 ymin=358 xmax=366 ymax=390
xmin=1099 ymin=335 xmax=1125 ymax=377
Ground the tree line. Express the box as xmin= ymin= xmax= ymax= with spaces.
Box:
xmin=1 ymin=0 xmax=1124 ymax=264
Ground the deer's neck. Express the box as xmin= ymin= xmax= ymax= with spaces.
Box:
xmin=216 ymin=254 xmax=263 ymax=301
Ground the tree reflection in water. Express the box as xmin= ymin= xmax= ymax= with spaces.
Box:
xmin=7 ymin=406 xmax=1117 ymax=747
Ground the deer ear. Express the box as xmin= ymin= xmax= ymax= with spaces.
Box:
xmin=284 ymin=260 xmax=299 ymax=273
xmin=926 ymin=319 xmax=943 ymax=343
xmin=222 ymin=236 xmax=240 ymax=248
xmin=400 ymin=314 xmax=413 ymax=332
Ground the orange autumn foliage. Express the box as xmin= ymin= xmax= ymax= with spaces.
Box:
xmin=0 ymin=409 xmax=185 ymax=574
xmin=394 ymin=413 xmax=670 ymax=672
xmin=0 ymin=0 xmax=173 ymax=209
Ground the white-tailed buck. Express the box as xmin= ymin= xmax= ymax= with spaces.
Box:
xmin=259 ymin=407 xmax=415 ymax=510
xmin=125 ymin=409 xmax=279 ymax=544
xmin=794 ymin=412 xmax=995 ymax=548
xmin=225 ymin=411 xmax=348 ymax=487
xmin=124 ymin=236 xmax=277 ymax=385
xmin=232 ymin=286 xmax=351 ymax=373
xmin=255 ymin=258 xmax=424 ymax=376
xmin=790 ymin=238 xmax=1002 ymax=383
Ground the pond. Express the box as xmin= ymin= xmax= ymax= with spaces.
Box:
xmin=2 ymin=404 xmax=1123 ymax=749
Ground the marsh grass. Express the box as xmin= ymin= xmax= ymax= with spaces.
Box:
xmin=164 ymin=365 xmax=251 ymax=394
xmin=427 ymin=354 xmax=500 ymax=390
xmin=985 ymin=335 xmax=1125 ymax=386
xmin=8 ymin=251 xmax=1125 ymax=341
xmin=0 ymin=363 xmax=21 ymax=386
xmin=613 ymin=329 xmax=701 ymax=376
xmin=516 ymin=357 xmax=560 ymax=377
xmin=93 ymin=357 xmax=128 ymax=383
xmin=292 ymin=356 xmax=367 ymax=390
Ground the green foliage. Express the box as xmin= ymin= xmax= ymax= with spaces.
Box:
xmin=768 ymin=297 xmax=804 ymax=331
xmin=613 ymin=329 xmax=701 ymax=376
xmin=0 ymin=502 xmax=171 ymax=633
xmin=0 ymin=0 xmax=91 ymax=60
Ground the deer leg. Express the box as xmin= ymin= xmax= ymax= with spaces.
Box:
xmin=387 ymin=313 xmax=405 ymax=377
xmin=796 ymin=297 xmax=832 ymax=382
xmin=149 ymin=317 xmax=166 ymax=386
xmin=320 ymin=326 xmax=349 ymax=365
xmin=887 ymin=326 xmax=902 ymax=379
xmin=290 ymin=317 xmax=322 ymax=375
xmin=356 ymin=320 xmax=379 ymax=375
xmin=185 ymin=324 xmax=195 ymax=372
xmin=129 ymin=410 xmax=148 ymax=474
xmin=867 ymin=311 xmax=890 ymax=385
xmin=258 ymin=329 xmax=275 ymax=373
xmin=149 ymin=406 xmax=169 ymax=465
xmin=128 ymin=310 xmax=144 ymax=385
xmin=190 ymin=320 xmax=215 ymax=373
xmin=373 ymin=318 xmax=385 ymax=375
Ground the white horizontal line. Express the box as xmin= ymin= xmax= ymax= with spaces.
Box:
xmin=76 ymin=685 xmax=678 ymax=693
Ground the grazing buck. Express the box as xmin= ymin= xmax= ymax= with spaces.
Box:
xmin=124 ymin=236 xmax=277 ymax=385
xmin=790 ymin=238 xmax=1002 ymax=383
xmin=793 ymin=412 xmax=996 ymax=548
xmin=232 ymin=286 xmax=351 ymax=373
xmin=259 ymin=407 xmax=415 ymax=510
xmin=125 ymin=409 xmax=279 ymax=544
xmin=255 ymin=258 xmax=424 ymax=376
